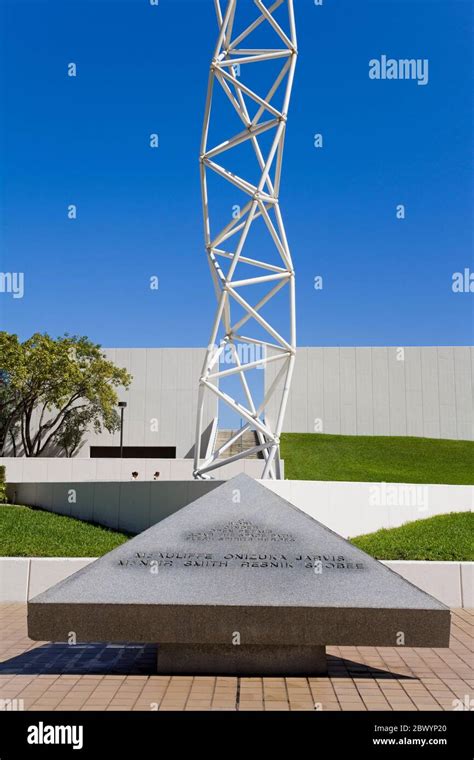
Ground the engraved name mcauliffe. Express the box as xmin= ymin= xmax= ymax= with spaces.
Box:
xmin=118 ymin=551 xmax=364 ymax=570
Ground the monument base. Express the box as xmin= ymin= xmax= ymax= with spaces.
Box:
xmin=28 ymin=476 xmax=451 ymax=669
xmin=156 ymin=644 xmax=328 ymax=676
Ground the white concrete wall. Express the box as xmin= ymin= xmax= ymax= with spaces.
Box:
xmin=263 ymin=480 xmax=473 ymax=538
xmin=5 ymin=478 xmax=472 ymax=539
xmin=266 ymin=346 xmax=474 ymax=440
xmin=88 ymin=348 xmax=216 ymax=458
xmin=1 ymin=557 xmax=471 ymax=607
xmin=0 ymin=457 xmax=267 ymax=483
xmin=4 ymin=345 xmax=472 ymax=467
xmin=5 ymin=481 xmax=224 ymax=535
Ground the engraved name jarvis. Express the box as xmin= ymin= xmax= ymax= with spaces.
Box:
xmin=118 ymin=552 xmax=364 ymax=570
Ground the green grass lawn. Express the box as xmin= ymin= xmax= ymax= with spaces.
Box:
xmin=351 ymin=511 xmax=473 ymax=561
xmin=281 ymin=433 xmax=474 ymax=484
xmin=1 ymin=503 xmax=471 ymax=561
xmin=0 ymin=505 xmax=130 ymax=557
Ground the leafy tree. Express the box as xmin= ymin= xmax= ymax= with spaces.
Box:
xmin=0 ymin=465 xmax=6 ymax=502
xmin=0 ymin=333 xmax=25 ymax=455
xmin=0 ymin=332 xmax=132 ymax=457
xmin=53 ymin=407 xmax=96 ymax=458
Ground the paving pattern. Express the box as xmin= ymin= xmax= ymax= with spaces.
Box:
xmin=0 ymin=604 xmax=472 ymax=711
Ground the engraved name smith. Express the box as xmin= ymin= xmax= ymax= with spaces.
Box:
xmin=118 ymin=551 xmax=364 ymax=570
xmin=117 ymin=520 xmax=365 ymax=570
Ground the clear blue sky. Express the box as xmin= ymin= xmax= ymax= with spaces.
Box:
xmin=0 ymin=0 xmax=472 ymax=348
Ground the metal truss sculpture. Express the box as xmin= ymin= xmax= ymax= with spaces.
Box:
xmin=194 ymin=0 xmax=297 ymax=480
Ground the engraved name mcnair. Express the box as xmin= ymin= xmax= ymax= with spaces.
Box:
xmin=118 ymin=552 xmax=365 ymax=570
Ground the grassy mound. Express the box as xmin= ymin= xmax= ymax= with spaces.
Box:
xmin=351 ymin=512 xmax=473 ymax=561
xmin=0 ymin=505 xmax=129 ymax=557
xmin=281 ymin=433 xmax=474 ymax=484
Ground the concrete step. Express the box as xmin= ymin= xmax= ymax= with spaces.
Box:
xmin=215 ymin=429 xmax=262 ymax=459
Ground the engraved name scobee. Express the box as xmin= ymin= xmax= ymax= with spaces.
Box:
xmin=118 ymin=521 xmax=365 ymax=570
xmin=118 ymin=551 xmax=364 ymax=570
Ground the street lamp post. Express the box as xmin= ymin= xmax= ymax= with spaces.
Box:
xmin=118 ymin=402 xmax=127 ymax=458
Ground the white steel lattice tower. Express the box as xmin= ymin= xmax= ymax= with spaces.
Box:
xmin=194 ymin=0 xmax=297 ymax=480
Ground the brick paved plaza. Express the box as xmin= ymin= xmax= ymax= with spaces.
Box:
xmin=0 ymin=604 xmax=471 ymax=712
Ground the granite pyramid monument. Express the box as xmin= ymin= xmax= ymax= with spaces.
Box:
xmin=28 ymin=474 xmax=450 ymax=675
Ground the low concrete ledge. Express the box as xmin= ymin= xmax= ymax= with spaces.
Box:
xmin=0 ymin=558 xmax=30 ymax=602
xmin=1 ymin=457 xmax=272 ymax=483
xmin=382 ymin=561 xmax=467 ymax=609
xmin=0 ymin=558 xmax=93 ymax=602
xmin=28 ymin=558 xmax=93 ymax=599
xmin=0 ymin=557 xmax=472 ymax=607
